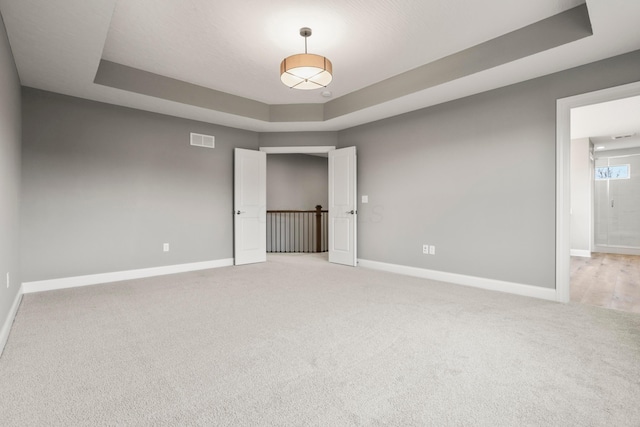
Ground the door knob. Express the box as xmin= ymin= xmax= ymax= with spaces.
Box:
xmin=236 ymin=210 xmax=245 ymax=215
xmin=346 ymin=209 xmax=356 ymax=215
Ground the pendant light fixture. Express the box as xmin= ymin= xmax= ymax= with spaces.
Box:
xmin=280 ymin=27 xmax=333 ymax=90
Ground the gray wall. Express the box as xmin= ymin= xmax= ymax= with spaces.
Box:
xmin=339 ymin=50 xmax=640 ymax=289
xmin=570 ymin=138 xmax=592 ymax=254
xmin=16 ymin=45 xmax=640 ymax=291
xmin=21 ymin=89 xmax=258 ymax=282
xmin=267 ymin=154 xmax=328 ymax=210
xmin=0 ymin=13 xmax=21 ymax=332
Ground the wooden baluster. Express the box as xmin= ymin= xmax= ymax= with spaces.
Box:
xmin=315 ymin=205 xmax=322 ymax=253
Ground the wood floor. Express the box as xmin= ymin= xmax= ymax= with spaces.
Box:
xmin=571 ymin=253 xmax=640 ymax=314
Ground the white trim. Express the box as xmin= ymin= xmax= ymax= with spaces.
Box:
xmin=570 ymin=249 xmax=591 ymax=257
xmin=556 ymin=80 xmax=640 ymax=304
xmin=358 ymin=259 xmax=556 ymax=301
xmin=259 ymin=146 xmax=336 ymax=154
xmin=22 ymin=258 xmax=234 ymax=294
xmin=1 ymin=287 xmax=23 ymax=357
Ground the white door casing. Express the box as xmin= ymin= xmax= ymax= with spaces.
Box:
xmin=329 ymin=146 xmax=357 ymax=266
xmin=556 ymin=80 xmax=640 ymax=302
xmin=234 ymin=148 xmax=266 ymax=265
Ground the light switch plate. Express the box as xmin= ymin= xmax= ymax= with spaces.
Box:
xmin=362 ymin=195 xmax=368 ymax=203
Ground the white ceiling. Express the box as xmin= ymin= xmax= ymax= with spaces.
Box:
xmin=102 ymin=0 xmax=583 ymax=105
xmin=572 ymin=95 xmax=640 ymax=151
xmin=2 ymin=0 xmax=640 ymax=132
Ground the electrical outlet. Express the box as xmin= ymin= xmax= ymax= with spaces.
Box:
xmin=6 ymin=272 xmax=9 ymax=288
xmin=423 ymin=244 xmax=428 ymax=254
xmin=163 ymin=243 xmax=170 ymax=252
xmin=429 ymin=245 xmax=436 ymax=255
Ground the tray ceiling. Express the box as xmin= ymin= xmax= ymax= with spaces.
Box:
xmin=1 ymin=0 xmax=640 ymax=131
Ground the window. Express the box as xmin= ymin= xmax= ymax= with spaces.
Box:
xmin=595 ymin=164 xmax=630 ymax=180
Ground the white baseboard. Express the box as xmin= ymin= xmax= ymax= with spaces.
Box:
xmin=358 ymin=259 xmax=557 ymax=302
xmin=570 ymin=249 xmax=591 ymax=257
xmin=22 ymin=258 xmax=234 ymax=294
xmin=1 ymin=286 xmax=23 ymax=357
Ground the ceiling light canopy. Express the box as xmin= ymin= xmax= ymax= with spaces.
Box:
xmin=280 ymin=27 xmax=332 ymax=90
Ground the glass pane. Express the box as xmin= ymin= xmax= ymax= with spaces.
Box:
xmin=595 ymin=164 xmax=630 ymax=180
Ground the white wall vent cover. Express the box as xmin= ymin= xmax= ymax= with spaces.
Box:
xmin=190 ymin=132 xmax=215 ymax=149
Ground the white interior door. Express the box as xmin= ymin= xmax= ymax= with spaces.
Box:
xmin=329 ymin=146 xmax=357 ymax=266
xmin=234 ymin=148 xmax=266 ymax=265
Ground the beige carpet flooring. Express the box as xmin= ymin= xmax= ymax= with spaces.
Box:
xmin=1 ymin=253 xmax=639 ymax=426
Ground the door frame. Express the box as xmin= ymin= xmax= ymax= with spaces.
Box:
xmin=556 ymin=80 xmax=640 ymax=302
xmin=260 ymin=146 xmax=336 ymax=155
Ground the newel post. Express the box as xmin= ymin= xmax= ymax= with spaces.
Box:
xmin=315 ymin=205 xmax=322 ymax=253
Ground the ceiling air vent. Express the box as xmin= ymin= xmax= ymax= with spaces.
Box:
xmin=190 ymin=132 xmax=215 ymax=149
xmin=611 ymin=133 xmax=635 ymax=140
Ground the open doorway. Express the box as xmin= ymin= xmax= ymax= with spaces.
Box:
xmin=559 ymin=85 xmax=640 ymax=313
xmin=266 ymin=153 xmax=328 ymax=253
xmin=233 ymin=145 xmax=357 ymax=267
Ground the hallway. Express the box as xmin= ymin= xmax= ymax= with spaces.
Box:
xmin=571 ymin=253 xmax=640 ymax=314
